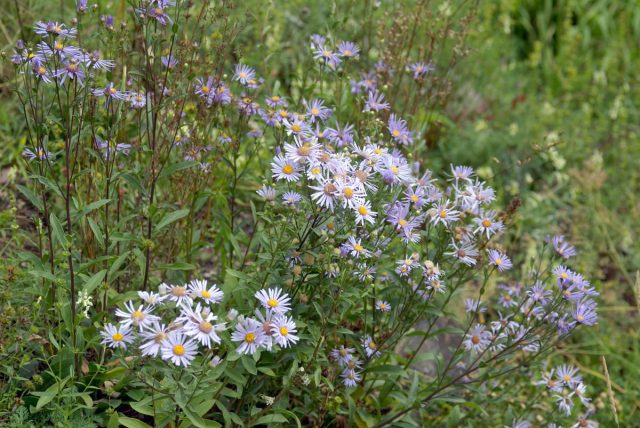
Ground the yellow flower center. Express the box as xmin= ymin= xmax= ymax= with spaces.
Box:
xmin=343 ymin=49 xmax=352 ymax=56
xmin=368 ymin=341 xmax=377 ymax=350
xmin=482 ymin=219 xmax=492 ymax=228
xmin=245 ymin=332 xmax=256 ymax=343
xmin=390 ymin=165 xmax=399 ymax=174
xmin=279 ymin=110 xmax=289 ymax=118
xmin=132 ymin=310 xmax=144 ymax=320
xmin=410 ymin=195 xmax=419 ymax=202
xmin=311 ymin=167 xmax=321 ymax=175
xmin=392 ymin=130 xmax=400 ymax=137
xmin=374 ymin=148 xmax=382 ymax=155
xmin=201 ymin=290 xmax=211 ymax=298
xmin=267 ymin=298 xmax=278 ymax=308
xmin=358 ymin=206 xmax=368 ymax=216
xmin=282 ymin=164 xmax=294 ymax=175
xmin=291 ymin=124 xmax=302 ymax=132
xmin=577 ymin=315 xmax=585 ymax=321
xmin=68 ymin=63 xmax=78 ymax=72
xmin=279 ymin=326 xmax=289 ymax=336
xmin=354 ymin=244 xmax=364 ymax=253
xmin=239 ymin=72 xmax=247 ymax=78
xmin=495 ymin=258 xmax=503 ymax=265
xmin=398 ymin=219 xmax=407 ymax=226
xmin=561 ymin=272 xmax=569 ymax=279
xmin=298 ymin=144 xmax=311 ymax=156
xmin=201 ymin=85 xmax=210 ymax=93
xmin=199 ymin=321 xmax=213 ymax=333
xmin=339 ymin=348 xmax=348 ymax=356
xmin=112 ymin=332 xmax=124 ymax=342
xmin=38 ymin=66 xmax=46 ymax=75
xmin=311 ymin=108 xmax=320 ymax=116
xmin=563 ymin=375 xmax=571 ymax=382
xmin=173 ymin=344 xmax=185 ymax=356
xmin=154 ymin=332 xmax=167 ymax=343
xmin=109 ymin=87 xmax=117 ymax=94
xmin=172 ymin=286 xmax=187 ymax=296
xmin=379 ymin=304 xmax=387 ymax=310
xmin=439 ymin=210 xmax=448 ymax=218
xmin=343 ymin=187 xmax=354 ymax=198
xmin=271 ymin=96 xmax=280 ymax=101
xmin=471 ymin=335 xmax=480 ymax=345
xmin=54 ymin=42 xmax=64 ymax=50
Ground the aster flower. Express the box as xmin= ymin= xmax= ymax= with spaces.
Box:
xmin=101 ymin=15 xmax=115 ymax=30
xmin=139 ymin=0 xmax=175 ymax=26
xmin=180 ymin=303 xmax=225 ymax=348
xmin=283 ymin=118 xmax=313 ymax=138
xmin=550 ymin=235 xmax=577 ymax=259
xmin=161 ymin=332 xmax=198 ymax=367
xmin=23 ymin=147 xmax=52 ymax=161
xmin=271 ymin=315 xmax=299 ymax=348
xmin=280 ymin=191 xmax=301 ymax=207
xmin=34 ymin=21 xmax=77 ymax=38
xmin=166 ymin=283 xmax=193 ymax=306
xmin=257 ymin=185 xmax=277 ymax=201
xmin=93 ymin=82 xmax=126 ymax=107
xmin=284 ymin=137 xmax=320 ymax=164
xmin=95 ymin=137 xmax=131 ymax=158
xmin=487 ymin=249 xmax=513 ymax=271
xmin=137 ymin=291 xmax=166 ymax=306
xmin=353 ymin=200 xmax=377 ymax=225
xmin=313 ymin=45 xmax=341 ymax=70
xmin=343 ymin=236 xmax=371 ymax=258
xmin=114 ymin=301 xmax=159 ymax=331
xmin=84 ymin=50 xmax=115 ymax=70
xmin=271 ymin=154 xmax=301 ymax=182
xmin=362 ymin=336 xmax=381 ymax=358
xmin=464 ymin=298 xmax=486 ymax=313
xmin=450 ymin=165 xmax=475 ymax=184
xmin=430 ymin=200 xmax=460 ymax=226
xmin=310 ymin=179 xmax=338 ymax=211
xmin=236 ymin=94 xmax=260 ymax=116
xmin=375 ymin=300 xmax=391 ymax=312
xmin=337 ymin=41 xmax=360 ymax=58
xmin=37 ymin=40 xmax=82 ymax=61
xmin=527 ymin=282 xmax=552 ymax=305
xmin=100 ymin=323 xmax=134 ymax=349
xmin=129 ymin=91 xmax=147 ymax=109
xmin=463 ymin=324 xmax=491 ymax=352
xmin=335 ymin=178 xmax=366 ymax=210
xmin=325 ymin=122 xmax=355 ymax=147
xmin=556 ymin=364 xmax=582 ymax=387
xmin=341 ymin=368 xmax=362 ymax=387
xmin=388 ymin=114 xmax=413 ymax=144
xmin=364 ymin=90 xmax=390 ymax=112
xmin=255 ymin=288 xmax=292 ymax=314
xmin=233 ymin=64 xmax=256 ymax=85
xmin=446 ymin=240 xmax=479 ymax=266
xmin=409 ymin=61 xmax=434 ymax=80
xmin=189 ymin=279 xmax=224 ymax=305
xmin=473 ymin=211 xmax=504 ymax=239
xmin=161 ymin=54 xmax=178 ymax=69
xmin=304 ymin=98 xmax=332 ymax=122
xmin=266 ymin=95 xmax=287 ymax=108
xmin=231 ymin=317 xmax=266 ymax=355
xmin=331 ymin=345 xmax=356 ymax=366
xmin=54 ymin=60 xmax=85 ymax=84
xmin=572 ymin=299 xmax=598 ymax=326
xmin=139 ymin=322 xmax=170 ymax=357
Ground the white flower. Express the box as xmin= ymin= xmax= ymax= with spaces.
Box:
xmin=166 ymin=283 xmax=193 ymax=306
xmin=353 ymin=200 xmax=376 ymax=225
xmin=255 ymin=288 xmax=292 ymax=314
xmin=180 ymin=303 xmax=226 ymax=348
xmin=362 ymin=336 xmax=381 ymax=358
xmin=139 ymin=322 xmax=170 ymax=357
xmin=231 ymin=318 xmax=266 ymax=355
xmin=189 ymin=279 xmax=224 ymax=305
xmin=375 ymin=300 xmax=391 ymax=312
xmin=114 ymin=300 xmax=160 ymax=331
xmin=161 ymin=332 xmax=198 ymax=367
xmin=284 ymin=136 xmax=320 ymax=164
xmin=271 ymin=315 xmax=299 ymax=348
xmin=100 ymin=323 xmax=134 ymax=349
xmin=138 ymin=291 xmax=167 ymax=306
xmin=271 ymin=154 xmax=301 ymax=182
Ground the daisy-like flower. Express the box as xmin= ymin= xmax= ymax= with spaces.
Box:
xmin=284 ymin=137 xmax=320 ymax=164
xmin=161 ymin=332 xmax=198 ymax=367
xmin=375 ymin=300 xmax=391 ymax=312
xmin=282 ymin=191 xmax=303 ymax=207
xmin=409 ymin=61 xmax=434 ymax=80
xmin=353 ymin=200 xmax=377 ymax=225
xmin=255 ymin=288 xmax=292 ymax=314
xmin=550 ymin=235 xmax=577 ymax=259
xmin=93 ymin=82 xmax=126 ymax=108
xmin=446 ymin=240 xmax=478 ymax=266
xmin=161 ymin=54 xmax=178 ymax=69
xmin=344 ymin=236 xmax=371 ymax=258
xmin=362 ymin=336 xmax=381 ymax=358
xmin=139 ymin=0 xmax=174 ymax=26
xmin=464 ymin=298 xmax=486 ymax=313
xmin=54 ymin=59 xmax=85 ymax=84
xmin=330 ymin=345 xmax=356 ymax=366
xmin=233 ymin=64 xmax=256 ymax=85
xmin=180 ymin=304 xmax=225 ymax=348
xmin=166 ymin=283 xmax=193 ymax=306
xmin=114 ymin=301 xmax=159 ymax=331
xmin=138 ymin=291 xmax=166 ymax=306
xmin=257 ymin=185 xmax=277 ymax=201
xmin=189 ymin=279 xmax=224 ymax=305
xmin=572 ymin=299 xmax=598 ymax=326
xmin=556 ymin=364 xmax=582 ymax=387
xmin=450 ymin=165 xmax=475 ymax=184
xmin=335 ymin=178 xmax=366 ymax=210
xmin=341 ymin=368 xmax=362 ymax=387
xmin=388 ymin=114 xmax=413 ymax=145
xmin=310 ymin=179 xmax=338 ymax=211
xmin=100 ymin=323 xmax=134 ymax=349
xmin=312 ymin=45 xmax=341 ymax=70
xmin=364 ymin=90 xmax=390 ymax=112
xmin=338 ymin=41 xmax=360 ymax=58
xmin=34 ymin=21 xmax=77 ymax=38
xmin=231 ymin=317 xmax=266 ymax=355
xmin=139 ymin=322 xmax=170 ymax=357
xmin=95 ymin=137 xmax=131 ymax=158
xmin=430 ymin=200 xmax=460 ymax=226
xmin=487 ymin=249 xmax=513 ymax=271
xmin=304 ymin=98 xmax=332 ymax=122
xmin=283 ymin=118 xmax=313 ymax=138
xmin=129 ymin=91 xmax=147 ymax=109
xmin=83 ymin=50 xmax=115 ymax=70
xmin=527 ymin=282 xmax=552 ymax=305
xmin=266 ymin=95 xmax=287 ymax=108
xmin=271 ymin=315 xmax=299 ymax=348
xmin=271 ymin=154 xmax=301 ymax=182
xmin=463 ymin=324 xmax=491 ymax=352
xmin=37 ymin=40 xmax=82 ymax=60
xmin=23 ymin=147 xmax=52 ymax=161
xmin=473 ymin=211 xmax=504 ymax=239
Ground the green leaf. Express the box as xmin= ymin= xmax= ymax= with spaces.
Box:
xmin=49 ymin=213 xmax=67 ymax=247
xmin=180 ymin=404 xmax=221 ymax=428
xmin=80 ymin=199 xmax=111 ymax=216
xmin=158 ymin=261 xmax=196 ymax=271
xmin=155 ymin=208 xmax=190 ymax=231
xmin=118 ymin=416 xmax=153 ymax=428
xmin=33 ymin=376 xmax=70 ymax=410
xmin=82 ymin=269 xmax=106 ymax=294
xmin=251 ymin=414 xmax=288 ymax=426
xmin=87 ymin=217 xmax=104 ymax=248
xmin=16 ymin=184 xmax=43 ymax=211
xmin=159 ymin=160 xmax=197 ymax=179
xmin=241 ymin=356 xmax=257 ymax=375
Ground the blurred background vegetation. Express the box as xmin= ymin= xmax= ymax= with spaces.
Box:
xmin=1 ymin=0 xmax=638 ymax=425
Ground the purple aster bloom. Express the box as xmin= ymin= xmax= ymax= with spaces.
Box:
xmin=210 ymin=80 xmax=232 ymax=105
xmin=409 ymin=61 xmax=434 ymax=80
xmin=257 ymin=185 xmax=276 ymax=201
xmin=161 ymin=54 xmax=178 ymax=69
xmin=236 ymin=94 xmax=260 ymax=116
xmin=450 ymin=164 xmax=475 ymax=184
xmin=54 ymin=60 xmax=85 ymax=84
xmin=139 ymin=0 xmax=174 ymax=26
xmin=84 ymin=50 xmax=115 ymax=70
xmin=260 ymin=109 xmax=279 ymax=127
xmin=338 ymin=41 xmax=360 ymax=58
xmin=247 ymin=128 xmax=263 ymax=138
xmin=282 ymin=191 xmax=302 ymax=206
xmin=313 ymin=45 xmax=341 ymax=70
xmin=403 ymin=186 xmax=426 ymax=208
xmin=246 ymin=76 xmax=263 ymax=90
xmin=309 ymin=34 xmax=327 ymax=50
xmin=11 ymin=53 xmax=23 ymax=65
xmin=233 ymin=64 xmax=256 ymax=85
xmin=266 ymin=95 xmax=287 ymax=109
xmin=31 ymin=58 xmax=52 ymax=83
xmin=498 ymin=292 xmax=518 ymax=308
xmin=375 ymin=59 xmax=393 ymax=76
xmin=129 ymin=91 xmax=147 ymax=109
xmin=446 ymin=240 xmax=478 ymax=266
xmin=550 ymin=235 xmax=577 ymax=259
xmin=34 ymin=21 xmax=77 ymax=38
xmin=552 ymin=265 xmax=574 ymax=288
xmin=473 ymin=211 xmax=504 ymax=239
xmin=101 ymin=15 xmax=115 ymax=30
xmin=527 ymin=282 xmax=552 ymax=305
xmin=304 ymin=98 xmax=332 ymax=122
xmin=572 ymin=299 xmax=597 ymax=326
xmin=37 ymin=40 xmax=82 ymax=60
xmin=93 ymin=82 xmax=126 ymax=107
xmin=325 ymin=122 xmax=354 ymax=147
xmin=464 ymin=298 xmax=486 ymax=313
xmin=77 ymin=0 xmax=88 ymax=13
xmin=388 ymin=114 xmax=413 ymax=145
xmin=23 ymin=147 xmax=52 ymax=161
xmin=487 ymin=249 xmax=512 ymax=271
xmin=95 ymin=137 xmax=131 ymax=158
xmin=463 ymin=324 xmax=491 ymax=352
xmin=364 ymin=90 xmax=390 ymax=112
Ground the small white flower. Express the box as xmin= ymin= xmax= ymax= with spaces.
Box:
xmin=231 ymin=318 xmax=266 ymax=355
xmin=139 ymin=322 xmax=170 ymax=357
xmin=160 ymin=332 xmax=198 ymax=367
xmin=100 ymin=323 xmax=134 ymax=349
xmin=114 ymin=300 xmax=160 ymax=331
xmin=189 ymin=279 xmax=224 ymax=305
xmin=255 ymin=288 xmax=292 ymax=314
xmin=271 ymin=315 xmax=299 ymax=348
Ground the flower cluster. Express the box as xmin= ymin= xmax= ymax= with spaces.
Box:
xmin=100 ymin=281 xmax=299 ymax=366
